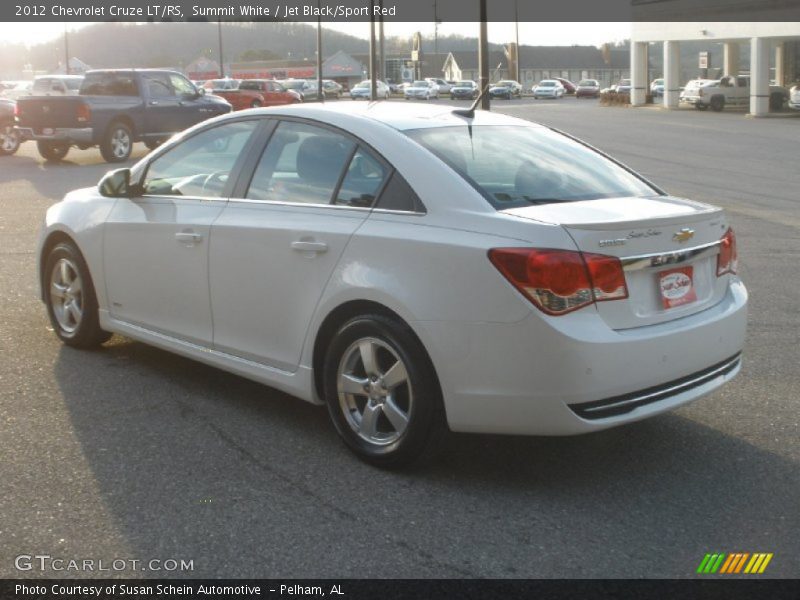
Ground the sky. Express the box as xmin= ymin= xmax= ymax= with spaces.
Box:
xmin=0 ymin=22 xmax=631 ymax=48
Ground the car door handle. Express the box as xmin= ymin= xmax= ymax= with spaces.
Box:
xmin=291 ymin=240 xmax=328 ymax=253
xmin=175 ymin=231 xmax=203 ymax=245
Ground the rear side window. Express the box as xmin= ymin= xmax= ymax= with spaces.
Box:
xmin=81 ymin=73 xmax=138 ymax=96
xmin=239 ymin=81 xmax=260 ymax=91
xmin=334 ymin=148 xmax=388 ymax=208
xmin=405 ymin=125 xmax=657 ymax=209
xmin=374 ymin=172 xmax=425 ymax=213
xmin=247 ymin=121 xmax=355 ymax=205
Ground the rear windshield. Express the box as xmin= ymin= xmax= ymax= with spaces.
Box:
xmin=404 ymin=125 xmax=658 ymax=209
xmin=81 ymin=73 xmax=138 ymax=96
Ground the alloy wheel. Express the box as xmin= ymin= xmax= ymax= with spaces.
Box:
xmin=49 ymin=258 xmax=83 ymax=334
xmin=111 ymin=128 xmax=131 ymax=159
xmin=337 ymin=337 xmax=412 ymax=446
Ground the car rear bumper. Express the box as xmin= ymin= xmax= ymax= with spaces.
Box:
xmin=415 ymin=279 xmax=747 ymax=436
xmin=16 ymin=126 xmax=93 ymax=144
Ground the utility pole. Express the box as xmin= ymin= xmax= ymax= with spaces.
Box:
xmin=379 ymin=0 xmax=385 ymax=83
xmin=434 ymin=0 xmax=438 ymax=58
xmin=317 ymin=0 xmax=323 ymax=102
xmin=63 ymin=24 xmax=70 ymax=75
xmin=369 ymin=0 xmax=377 ymax=100
xmin=515 ymin=0 xmax=521 ymax=83
xmin=217 ymin=21 xmax=224 ymax=78
xmin=479 ymin=0 xmax=490 ymax=110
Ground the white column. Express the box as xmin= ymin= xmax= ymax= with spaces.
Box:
xmin=630 ymin=42 xmax=648 ymax=106
xmin=750 ymin=37 xmax=770 ymax=116
xmin=663 ymin=41 xmax=680 ymax=109
xmin=723 ymin=42 xmax=740 ymax=76
xmin=775 ymin=42 xmax=785 ymax=86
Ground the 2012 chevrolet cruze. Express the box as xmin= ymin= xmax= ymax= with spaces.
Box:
xmin=38 ymin=103 xmax=747 ymax=467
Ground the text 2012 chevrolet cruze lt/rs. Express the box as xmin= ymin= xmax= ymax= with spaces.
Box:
xmin=38 ymin=103 xmax=747 ymax=467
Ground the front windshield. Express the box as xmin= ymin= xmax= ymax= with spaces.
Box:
xmin=540 ymin=82 xmax=555 ymax=87
xmin=405 ymin=125 xmax=658 ymax=209
xmin=412 ymin=81 xmax=428 ymax=87
xmin=354 ymin=83 xmax=370 ymax=89
xmin=457 ymin=81 xmax=473 ymax=87
xmin=579 ymin=80 xmax=596 ymax=86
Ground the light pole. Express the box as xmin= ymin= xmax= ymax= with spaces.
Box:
xmin=479 ymin=0 xmax=490 ymax=110
xmin=515 ymin=0 xmax=521 ymax=83
xmin=63 ymin=24 xmax=70 ymax=75
xmin=217 ymin=20 xmax=224 ymax=78
xmin=369 ymin=0 xmax=377 ymax=100
xmin=317 ymin=0 xmax=323 ymax=102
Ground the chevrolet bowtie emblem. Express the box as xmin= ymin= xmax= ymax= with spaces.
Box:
xmin=673 ymin=228 xmax=695 ymax=243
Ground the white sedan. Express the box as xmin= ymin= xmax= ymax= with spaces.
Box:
xmin=533 ymin=80 xmax=566 ymax=99
xmin=38 ymin=103 xmax=747 ymax=467
xmin=404 ymin=80 xmax=439 ymax=100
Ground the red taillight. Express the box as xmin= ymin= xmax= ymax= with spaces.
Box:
xmin=76 ymin=103 xmax=91 ymax=123
xmin=14 ymin=103 xmax=20 ymax=118
xmin=488 ymin=248 xmax=628 ymax=315
xmin=716 ymin=227 xmax=738 ymax=276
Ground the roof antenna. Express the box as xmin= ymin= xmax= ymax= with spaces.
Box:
xmin=452 ymin=83 xmax=490 ymax=119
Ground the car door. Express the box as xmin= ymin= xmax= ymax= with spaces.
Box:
xmin=208 ymin=119 xmax=391 ymax=371
xmin=103 ymin=119 xmax=262 ymax=345
xmin=142 ymin=72 xmax=181 ymax=135
xmin=168 ymin=73 xmax=209 ymax=130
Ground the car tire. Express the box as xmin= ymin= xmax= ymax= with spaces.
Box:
xmin=43 ymin=241 xmax=112 ymax=348
xmin=710 ymin=96 xmax=725 ymax=112
xmin=37 ymin=140 xmax=70 ymax=162
xmin=144 ymin=138 xmax=165 ymax=151
xmin=100 ymin=121 xmax=133 ymax=163
xmin=0 ymin=123 xmax=20 ymax=156
xmin=323 ymin=314 xmax=447 ymax=468
xmin=696 ymin=103 xmax=709 ymax=111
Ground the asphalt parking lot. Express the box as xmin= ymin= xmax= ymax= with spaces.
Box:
xmin=1 ymin=98 xmax=798 ymax=579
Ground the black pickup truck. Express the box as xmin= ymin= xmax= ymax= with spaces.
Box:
xmin=16 ymin=69 xmax=231 ymax=163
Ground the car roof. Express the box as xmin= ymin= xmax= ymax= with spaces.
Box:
xmin=247 ymin=101 xmax=544 ymax=131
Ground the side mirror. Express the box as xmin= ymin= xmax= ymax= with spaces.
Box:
xmin=99 ymin=168 xmax=132 ymax=198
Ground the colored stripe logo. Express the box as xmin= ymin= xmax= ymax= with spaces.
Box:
xmin=697 ymin=552 xmax=773 ymax=574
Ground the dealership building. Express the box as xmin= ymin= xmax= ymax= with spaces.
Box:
xmin=630 ymin=22 xmax=800 ymax=115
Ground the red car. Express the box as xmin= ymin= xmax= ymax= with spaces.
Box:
xmin=554 ymin=77 xmax=577 ymax=94
xmin=212 ymin=79 xmax=301 ymax=110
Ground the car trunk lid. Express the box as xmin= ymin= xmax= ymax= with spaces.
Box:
xmin=503 ymin=196 xmax=732 ymax=330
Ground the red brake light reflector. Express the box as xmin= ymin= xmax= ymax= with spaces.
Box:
xmin=76 ymin=103 xmax=91 ymax=123
xmin=716 ymin=227 xmax=738 ymax=276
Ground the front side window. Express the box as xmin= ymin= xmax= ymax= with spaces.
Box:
xmin=405 ymin=125 xmax=658 ymax=209
xmin=142 ymin=120 xmax=259 ymax=198
xmin=144 ymin=73 xmax=172 ymax=98
xmin=169 ymin=74 xmax=195 ymax=96
xmin=247 ymin=121 xmax=355 ymax=205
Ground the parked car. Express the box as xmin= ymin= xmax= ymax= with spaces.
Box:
xmin=650 ymin=78 xmax=665 ymax=97
xmin=0 ymin=98 xmax=20 ymax=156
xmin=450 ymin=80 xmax=479 ymax=100
xmin=212 ymin=79 xmax=301 ymax=110
xmin=680 ymin=75 xmax=787 ymax=111
xmin=489 ymin=80 xmax=522 ymax=100
xmin=404 ymin=80 xmax=439 ymax=100
xmin=2 ymin=81 xmax=32 ymax=100
xmin=553 ymin=77 xmax=577 ymax=94
xmin=31 ymin=75 xmax=84 ymax=96
xmin=532 ymin=80 xmax=565 ymax=99
xmin=15 ymin=69 xmax=231 ymax=163
xmin=789 ymin=82 xmax=800 ymax=110
xmin=350 ymin=80 xmax=391 ymax=100
xmin=279 ymin=79 xmax=312 ymax=101
xmin=203 ymin=78 xmax=240 ymax=92
xmin=426 ymin=78 xmax=452 ymax=94
xmin=575 ymin=79 xmax=600 ymax=98
xmin=37 ymin=103 xmax=747 ymax=467
xmin=615 ymin=79 xmax=632 ymax=94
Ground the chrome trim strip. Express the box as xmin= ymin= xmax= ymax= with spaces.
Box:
xmin=226 ymin=197 xmax=372 ymax=212
xmin=621 ymin=240 xmax=721 ymax=272
xmin=581 ymin=354 xmax=740 ymax=415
